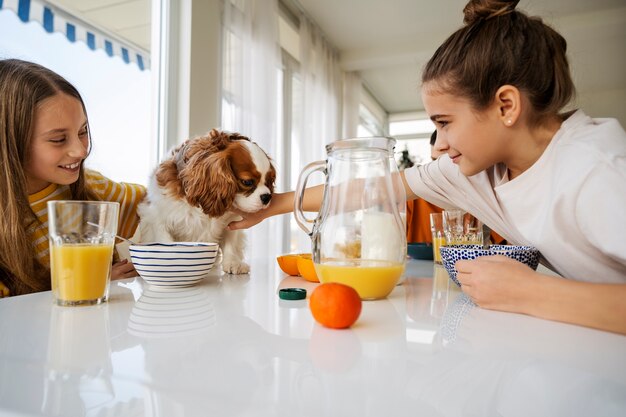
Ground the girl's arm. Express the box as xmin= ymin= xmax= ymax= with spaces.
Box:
xmin=228 ymin=185 xmax=325 ymax=230
xmin=456 ymin=255 xmax=626 ymax=335
xmin=400 ymin=169 xmax=418 ymax=200
xmin=229 ymin=171 xmax=417 ymax=230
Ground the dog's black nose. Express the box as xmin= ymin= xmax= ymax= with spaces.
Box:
xmin=260 ymin=193 xmax=272 ymax=205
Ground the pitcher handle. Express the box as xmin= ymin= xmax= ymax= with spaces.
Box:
xmin=294 ymin=160 xmax=326 ymax=236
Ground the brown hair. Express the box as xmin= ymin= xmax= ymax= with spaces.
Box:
xmin=422 ymin=0 xmax=575 ymax=126
xmin=0 ymin=59 xmax=95 ymax=295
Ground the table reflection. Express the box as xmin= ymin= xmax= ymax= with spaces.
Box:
xmin=43 ymin=304 xmax=114 ymax=416
xmin=402 ymin=265 xmax=626 ymax=417
xmin=430 ymin=264 xmax=453 ymax=319
xmin=128 ymin=285 xmax=216 ymax=339
xmin=0 ymin=258 xmax=623 ymax=417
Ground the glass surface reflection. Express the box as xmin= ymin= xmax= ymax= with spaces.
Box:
xmin=128 ymin=285 xmax=216 ymax=339
xmin=430 ymin=264 xmax=452 ymax=318
xmin=43 ymin=305 xmax=114 ymax=415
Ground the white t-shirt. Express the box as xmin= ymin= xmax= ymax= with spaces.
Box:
xmin=404 ymin=110 xmax=626 ymax=283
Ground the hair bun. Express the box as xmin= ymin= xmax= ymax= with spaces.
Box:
xmin=463 ymin=0 xmax=519 ymax=25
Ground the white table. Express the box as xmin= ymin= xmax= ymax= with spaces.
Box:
xmin=1 ymin=258 xmax=625 ymax=417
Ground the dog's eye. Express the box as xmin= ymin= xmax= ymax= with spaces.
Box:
xmin=241 ymin=179 xmax=254 ymax=187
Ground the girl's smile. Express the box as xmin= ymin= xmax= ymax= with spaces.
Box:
xmin=449 ymin=153 xmax=462 ymax=164
xmin=60 ymin=161 xmax=82 ymax=172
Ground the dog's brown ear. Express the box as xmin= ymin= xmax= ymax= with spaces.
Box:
xmin=155 ymin=159 xmax=186 ymax=199
xmin=266 ymin=161 xmax=277 ymax=192
xmin=181 ymin=150 xmax=238 ymax=217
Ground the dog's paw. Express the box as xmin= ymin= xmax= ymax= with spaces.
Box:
xmin=222 ymin=261 xmax=250 ymax=275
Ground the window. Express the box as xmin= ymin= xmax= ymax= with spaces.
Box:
xmin=0 ymin=2 xmax=154 ymax=185
xmin=388 ymin=112 xmax=436 ymax=167
xmin=221 ymin=25 xmax=243 ymax=131
xmin=358 ymin=104 xmax=383 ymax=137
xmin=279 ymin=50 xmax=305 ymax=253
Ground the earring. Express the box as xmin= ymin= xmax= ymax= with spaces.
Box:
xmin=506 ymin=119 xmax=512 ymax=125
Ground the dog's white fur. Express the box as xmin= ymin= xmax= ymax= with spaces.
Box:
xmin=136 ymin=130 xmax=275 ymax=274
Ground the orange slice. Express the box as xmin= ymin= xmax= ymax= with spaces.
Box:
xmin=276 ymin=254 xmax=303 ymax=276
xmin=296 ymin=254 xmax=319 ymax=282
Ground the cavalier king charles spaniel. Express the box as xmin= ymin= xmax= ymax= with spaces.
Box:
xmin=137 ymin=129 xmax=276 ymax=274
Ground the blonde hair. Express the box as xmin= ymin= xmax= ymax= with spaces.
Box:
xmin=422 ymin=0 xmax=575 ymax=126
xmin=0 ymin=59 xmax=96 ymax=295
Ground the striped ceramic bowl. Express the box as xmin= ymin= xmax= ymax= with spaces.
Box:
xmin=129 ymin=242 xmax=219 ymax=287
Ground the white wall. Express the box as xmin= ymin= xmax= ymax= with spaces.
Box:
xmin=577 ymin=89 xmax=626 ymax=126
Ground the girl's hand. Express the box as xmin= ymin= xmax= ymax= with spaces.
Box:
xmin=455 ymin=255 xmax=538 ymax=314
xmin=228 ymin=208 xmax=272 ymax=231
xmin=228 ymin=188 xmax=323 ymax=231
xmin=228 ymin=192 xmax=298 ymax=230
xmin=111 ymin=259 xmax=138 ymax=280
xmin=456 ymin=255 xmax=626 ymax=335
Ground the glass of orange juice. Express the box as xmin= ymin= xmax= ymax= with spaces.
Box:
xmin=430 ymin=213 xmax=446 ymax=264
xmin=48 ymin=201 xmax=119 ymax=306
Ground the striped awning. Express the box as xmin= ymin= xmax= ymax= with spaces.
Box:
xmin=0 ymin=0 xmax=149 ymax=70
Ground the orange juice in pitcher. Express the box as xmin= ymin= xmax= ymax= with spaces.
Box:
xmin=315 ymin=260 xmax=405 ymax=300
xmin=295 ymin=137 xmax=407 ymax=300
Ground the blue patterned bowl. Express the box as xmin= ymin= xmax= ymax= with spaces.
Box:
xmin=440 ymin=244 xmax=540 ymax=286
xmin=129 ymin=242 xmax=219 ymax=287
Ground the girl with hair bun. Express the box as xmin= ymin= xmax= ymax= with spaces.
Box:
xmin=408 ymin=0 xmax=626 ymax=333
xmin=230 ymin=0 xmax=626 ymax=334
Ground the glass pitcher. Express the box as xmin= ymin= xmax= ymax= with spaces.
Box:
xmin=388 ymin=140 xmax=406 ymax=229
xmin=294 ymin=137 xmax=406 ymax=300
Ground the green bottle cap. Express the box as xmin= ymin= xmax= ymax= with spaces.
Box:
xmin=279 ymin=288 xmax=307 ymax=300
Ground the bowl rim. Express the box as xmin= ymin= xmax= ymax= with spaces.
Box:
xmin=440 ymin=244 xmax=538 ymax=252
xmin=129 ymin=242 xmax=219 ymax=250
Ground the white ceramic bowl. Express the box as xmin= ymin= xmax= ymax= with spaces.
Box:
xmin=129 ymin=242 xmax=219 ymax=287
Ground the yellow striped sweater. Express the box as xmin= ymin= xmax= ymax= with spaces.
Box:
xmin=0 ymin=170 xmax=146 ymax=297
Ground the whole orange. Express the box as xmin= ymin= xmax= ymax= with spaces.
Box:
xmin=309 ymin=283 xmax=362 ymax=329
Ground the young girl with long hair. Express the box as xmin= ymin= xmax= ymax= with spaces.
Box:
xmin=0 ymin=59 xmax=145 ymax=297
xmin=229 ymin=0 xmax=626 ymax=334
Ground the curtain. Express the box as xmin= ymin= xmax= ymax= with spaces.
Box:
xmin=221 ymin=1 xmax=346 ymax=256
xmin=290 ymin=14 xmax=344 ymax=253
xmin=221 ymin=0 xmax=281 ymax=261
xmin=342 ymin=71 xmax=362 ymax=139
xmin=296 ymin=16 xmax=342 ymax=164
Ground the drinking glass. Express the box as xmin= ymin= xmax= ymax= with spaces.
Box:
xmin=442 ymin=210 xmax=483 ymax=245
xmin=48 ymin=201 xmax=119 ymax=306
xmin=429 ymin=213 xmax=446 ymax=264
